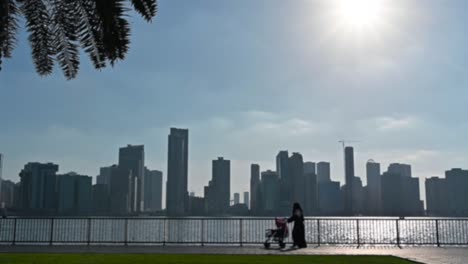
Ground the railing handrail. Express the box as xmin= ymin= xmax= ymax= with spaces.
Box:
xmin=1 ymin=217 xmax=467 ymax=247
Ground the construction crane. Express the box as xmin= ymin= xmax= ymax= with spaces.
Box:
xmin=338 ymin=140 xmax=360 ymax=149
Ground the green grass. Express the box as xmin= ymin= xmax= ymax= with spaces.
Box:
xmin=0 ymin=254 xmax=415 ymax=264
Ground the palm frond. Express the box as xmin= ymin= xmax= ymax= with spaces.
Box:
xmin=52 ymin=0 xmax=80 ymax=79
xmin=0 ymin=0 xmax=19 ymax=58
xmin=130 ymin=0 xmax=157 ymax=22
xmin=76 ymin=0 xmax=107 ymax=69
xmin=20 ymin=0 xmax=55 ymax=76
xmin=96 ymin=0 xmax=131 ymax=65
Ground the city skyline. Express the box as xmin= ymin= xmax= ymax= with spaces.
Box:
xmin=4 ymin=0 xmax=468 ymax=204
xmin=1 ymin=129 xmax=467 ymax=206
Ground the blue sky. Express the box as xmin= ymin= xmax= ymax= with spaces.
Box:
xmin=2 ymin=0 xmax=468 ymax=202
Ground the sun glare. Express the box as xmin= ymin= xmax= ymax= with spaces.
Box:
xmin=335 ymin=0 xmax=386 ymax=31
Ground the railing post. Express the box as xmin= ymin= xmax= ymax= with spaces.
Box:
xmin=435 ymin=219 xmax=440 ymax=247
xmin=86 ymin=218 xmax=91 ymax=246
xmin=12 ymin=218 xmax=17 ymax=246
xmin=49 ymin=218 xmax=54 ymax=246
xmin=396 ymin=219 xmax=401 ymax=248
xmin=239 ymin=219 xmax=243 ymax=247
xmin=163 ymin=218 xmax=166 ymax=246
xmin=356 ymin=219 xmax=360 ymax=247
xmin=124 ymin=218 xmax=128 ymax=246
xmin=201 ymin=219 xmax=205 ymax=246
xmin=317 ymin=219 xmax=321 ymax=246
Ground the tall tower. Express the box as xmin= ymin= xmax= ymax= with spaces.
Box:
xmin=366 ymin=160 xmax=381 ymax=215
xmin=317 ymin=162 xmax=331 ymax=183
xmin=344 ymin=146 xmax=355 ymax=215
xmin=166 ymin=128 xmax=189 ymax=215
xmin=118 ymin=145 xmax=145 ymax=212
xmin=250 ymin=164 xmax=260 ymax=213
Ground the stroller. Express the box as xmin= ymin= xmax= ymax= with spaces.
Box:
xmin=264 ymin=218 xmax=289 ymax=249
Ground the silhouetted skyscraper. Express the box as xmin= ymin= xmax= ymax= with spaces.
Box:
xmin=260 ymin=170 xmax=280 ymax=214
xmin=304 ymin=162 xmax=316 ymax=174
xmin=19 ymin=162 xmax=59 ymax=213
xmin=119 ymin=145 xmax=145 ymax=212
xmin=304 ymin=172 xmax=318 ymax=215
xmin=381 ymin=163 xmax=423 ymax=216
xmin=250 ymin=164 xmax=260 ymax=213
xmin=97 ymin=166 xmax=112 ymax=191
xmin=317 ymin=162 xmax=331 ymax=183
xmin=425 ymin=177 xmax=449 ymax=216
xmin=166 ymin=128 xmax=189 ymax=216
xmin=289 ymin=152 xmax=305 ymax=207
xmin=109 ymin=164 xmax=131 ymax=214
xmin=318 ymin=181 xmax=342 ymax=215
xmin=344 ymin=147 xmax=355 ymax=215
xmin=243 ymin=191 xmax=249 ymax=208
xmin=205 ymin=157 xmax=230 ymax=215
xmin=366 ymin=160 xmax=381 ymax=215
xmin=234 ymin=193 xmax=240 ymax=205
xmin=445 ymin=168 xmax=468 ymax=216
xmin=276 ymin=151 xmax=291 ymax=213
xmin=57 ymin=172 xmax=92 ymax=215
xmin=92 ymin=183 xmax=110 ymax=215
xmin=144 ymin=168 xmax=163 ymax=212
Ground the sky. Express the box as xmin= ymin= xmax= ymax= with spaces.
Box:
xmin=2 ymin=0 xmax=468 ymax=205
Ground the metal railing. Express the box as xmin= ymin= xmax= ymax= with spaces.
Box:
xmin=0 ymin=217 xmax=467 ymax=246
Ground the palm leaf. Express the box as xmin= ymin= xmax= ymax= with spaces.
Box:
xmin=130 ymin=0 xmax=157 ymax=22
xmin=76 ymin=0 xmax=107 ymax=69
xmin=51 ymin=0 xmax=80 ymax=79
xmin=20 ymin=0 xmax=55 ymax=76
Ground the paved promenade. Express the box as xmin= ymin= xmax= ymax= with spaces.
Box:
xmin=0 ymin=245 xmax=467 ymax=264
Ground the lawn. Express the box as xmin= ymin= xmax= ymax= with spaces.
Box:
xmin=0 ymin=254 xmax=414 ymax=264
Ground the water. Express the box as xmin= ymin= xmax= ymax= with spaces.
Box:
xmin=0 ymin=217 xmax=467 ymax=245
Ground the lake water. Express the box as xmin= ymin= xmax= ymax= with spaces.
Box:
xmin=0 ymin=217 xmax=467 ymax=245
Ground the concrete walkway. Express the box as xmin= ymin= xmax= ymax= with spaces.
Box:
xmin=0 ymin=245 xmax=467 ymax=264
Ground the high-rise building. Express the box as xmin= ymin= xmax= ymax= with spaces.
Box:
xmin=304 ymin=162 xmax=316 ymax=175
xmin=97 ymin=166 xmax=113 ymax=191
xmin=445 ymin=168 xmax=468 ymax=216
xmin=318 ymin=181 xmax=342 ymax=215
xmin=166 ymin=128 xmax=189 ymax=216
xmin=109 ymin=164 xmax=131 ymax=215
xmin=234 ymin=193 xmax=240 ymax=205
xmin=304 ymin=172 xmax=318 ymax=215
xmin=344 ymin=147 xmax=355 ymax=215
xmin=57 ymin=172 xmax=92 ymax=215
xmin=92 ymin=183 xmax=110 ymax=215
xmin=0 ymin=180 xmax=15 ymax=208
xmin=144 ymin=168 xmax=163 ymax=212
xmin=19 ymin=162 xmax=58 ymax=213
xmin=276 ymin=151 xmax=291 ymax=213
xmin=366 ymin=160 xmax=381 ymax=215
xmin=425 ymin=177 xmax=449 ymax=216
xmin=317 ymin=162 xmax=331 ymax=183
xmin=388 ymin=163 xmax=412 ymax=178
xmin=119 ymin=145 xmax=145 ymax=212
xmin=289 ymin=153 xmax=305 ymax=207
xmin=381 ymin=163 xmax=423 ymax=216
xmin=243 ymin=192 xmax=249 ymax=208
xmin=260 ymin=170 xmax=280 ymax=214
xmin=205 ymin=157 xmax=230 ymax=215
xmin=250 ymin=164 xmax=260 ymax=213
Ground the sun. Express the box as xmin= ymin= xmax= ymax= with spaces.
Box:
xmin=334 ymin=0 xmax=386 ymax=31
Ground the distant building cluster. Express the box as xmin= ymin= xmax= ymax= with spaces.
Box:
xmin=1 ymin=128 xmax=468 ymax=217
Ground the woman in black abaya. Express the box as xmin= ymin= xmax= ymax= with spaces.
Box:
xmin=287 ymin=202 xmax=307 ymax=248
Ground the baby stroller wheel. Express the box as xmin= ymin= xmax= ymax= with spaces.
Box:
xmin=264 ymin=242 xmax=271 ymax=249
xmin=279 ymin=242 xmax=286 ymax=249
